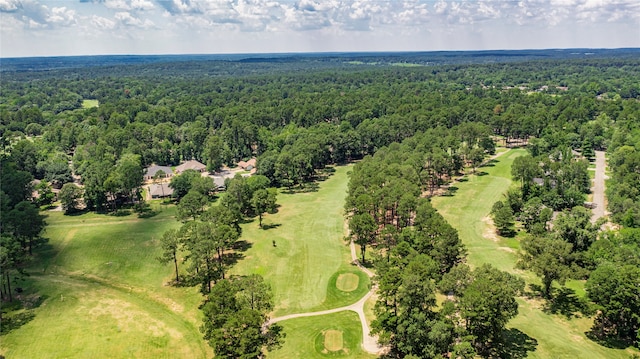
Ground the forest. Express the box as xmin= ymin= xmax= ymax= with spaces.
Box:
xmin=1 ymin=50 xmax=639 ymax=358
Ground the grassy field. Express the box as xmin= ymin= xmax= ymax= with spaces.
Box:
xmin=232 ymin=165 xmax=370 ymax=316
xmin=1 ymin=166 xmax=372 ymax=358
xmin=0 ymin=205 xmax=210 ymax=358
xmin=431 ymin=148 xmax=638 ymax=359
xmin=267 ymin=311 xmax=376 ymax=359
xmin=6 ymin=150 xmax=632 ymax=359
xmin=232 ymin=165 xmax=378 ymax=357
xmin=81 ymin=99 xmax=99 ymax=108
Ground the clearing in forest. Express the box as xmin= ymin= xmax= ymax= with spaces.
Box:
xmin=81 ymin=99 xmax=99 ymax=108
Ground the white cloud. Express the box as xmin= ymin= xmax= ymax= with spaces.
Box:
xmin=91 ymin=14 xmax=116 ymax=30
xmin=1 ymin=0 xmax=639 ymax=57
xmin=27 ymin=18 xmax=46 ymax=29
xmin=115 ymin=11 xmax=154 ymax=28
xmin=0 ymin=0 xmax=19 ymax=12
xmin=47 ymin=7 xmax=77 ymax=26
xmin=131 ymin=0 xmax=154 ymax=10
xmin=105 ymin=0 xmax=130 ymax=10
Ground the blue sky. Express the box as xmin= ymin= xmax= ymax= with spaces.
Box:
xmin=1 ymin=0 xmax=639 ymax=57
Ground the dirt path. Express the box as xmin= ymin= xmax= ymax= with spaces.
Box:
xmin=267 ymin=240 xmax=383 ymax=354
xmin=591 ymin=150 xmax=607 ymax=223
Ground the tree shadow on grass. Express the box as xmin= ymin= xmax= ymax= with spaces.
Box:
xmin=525 ymin=283 xmax=544 ymax=298
xmin=543 ymin=287 xmax=594 ymax=319
xmin=0 ymin=310 xmax=36 ymax=335
xmin=495 ymin=328 xmax=538 ymax=359
xmin=62 ymin=208 xmax=91 ymax=216
xmin=1 ymin=294 xmax=48 ymax=336
xmin=476 ymin=171 xmax=489 ymax=176
xmin=585 ymin=318 xmax=636 ymax=350
xmin=260 ymin=223 xmax=281 ymax=230
xmin=442 ymin=186 xmax=459 ymax=197
xmin=232 ymin=240 xmax=252 ymax=252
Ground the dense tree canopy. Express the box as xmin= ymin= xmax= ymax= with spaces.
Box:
xmin=2 ymin=52 xmax=640 ymax=355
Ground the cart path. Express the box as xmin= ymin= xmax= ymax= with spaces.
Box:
xmin=267 ymin=239 xmax=383 ymax=354
xmin=591 ymin=150 xmax=607 ymax=223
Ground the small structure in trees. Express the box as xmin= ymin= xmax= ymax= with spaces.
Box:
xmin=238 ymin=158 xmax=257 ymax=171
xmin=148 ymin=183 xmax=174 ymax=199
xmin=144 ymin=165 xmax=173 ymax=181
xmin=175 ymin=160 xmax=206 ymax=174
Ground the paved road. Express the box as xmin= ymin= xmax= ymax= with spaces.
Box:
xmin=591 ymin=150 xmax=607 ymax=223
xmin=267 ymin=240 xmax=383 ymax=354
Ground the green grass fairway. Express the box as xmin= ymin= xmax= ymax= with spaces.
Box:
xmin=267 ymin=311 xmax=376 ymax=359
xmin=431 ymin=149 xmax=638 ymax=358
xmin=81 ymin=99 xmax=99 ymax=108
xmin=432 ymin=150 xmax=525 ymax=272
xmin=232 ymin=165 xmax=370 ymax=316
xmin=0 ymin=205 xmax=210 ymax=359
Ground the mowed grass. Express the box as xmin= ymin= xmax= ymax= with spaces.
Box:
xmin=232 ymin=165 xmax=370 ymax=316
xmin=431 ymin=149 xmax=638 ymax=358
xmin=0 ymin=205 xmax=210 ymax=359
xmin=267 ymin=311 xmax=376 ymax=359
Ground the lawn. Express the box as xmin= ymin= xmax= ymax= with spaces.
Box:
xmin=267 ymin=311 xmax=377 ymax=359
xmin=0 ymin=205 xmax=210 ymax=358
xmin=232 ymin=165 xmax=369 ymax=316
xmin=431 ymin=148 xmax=638 ymax=358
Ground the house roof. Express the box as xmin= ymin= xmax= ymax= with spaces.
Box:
xmin=149 ymin=183 xmax=174 ymax=197
xmin=145 ymin=165 xmax=173 ymax=177
xmin=175 ymin=160 xmax=206 ymax=173
xmin=212 ymin=176 xmax=226 ymax=188
xmin=238 ymin=158 xmax=257 ymax=170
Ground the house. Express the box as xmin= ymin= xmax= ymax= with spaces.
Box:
xmin=148 ymin=183 xmax=174 ymax=198
xmin=212 ymin=176 xmax=226 ymax=191
xmin=144 ymin=165 xmax=173 ymax=181
xmin=238 ymin=158 xmax=257 ymax=171
xmin=175 ymin=160 xmax=206 ymax=174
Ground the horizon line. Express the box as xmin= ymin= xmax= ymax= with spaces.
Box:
xmin=2 ymin=47 xmax=639 ymax=60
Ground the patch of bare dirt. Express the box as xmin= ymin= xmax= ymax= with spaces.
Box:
xmin=482 ymin=216 xmax=499 ymax=242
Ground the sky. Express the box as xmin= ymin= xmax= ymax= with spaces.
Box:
xmin=1 ymin=0 xmax=639 ymax=58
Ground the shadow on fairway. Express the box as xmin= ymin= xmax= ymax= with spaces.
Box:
xmin=586 ymin=325 xmax=636 ymax=350
xmin=496 ymin=328 xmax=538 ymax=358
xmin=442 ymin=186 xmax=459 ymax=197
xmin=0 ymin=293 xmax=47 ymax=336
xmin=282 ymin=182 xmax=320 ymax=194
xmin=261 ymin=223 xmax=281 ymax=230
xmin=543 ymin=287 xmax=593 ymax=319
xmin=233 ymin=239 xmax=253 ymax=252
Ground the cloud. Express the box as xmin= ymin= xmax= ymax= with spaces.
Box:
xmin=131 ymin=0 xmax=154 ymax=10
xmin=2 ymin=0 xmax=639 ymax=57
xmin=91 ymin=14 xmax=116 ymax=29
xmin=157 ymin=0 xmax=201 ymax=15
xmin=0 ymin=0 xmax=20 ymax=12
xmin=47 ymin=7 xmax=77 ymax=26
xmin=115 ymin=11 xmax=154 ymax=27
